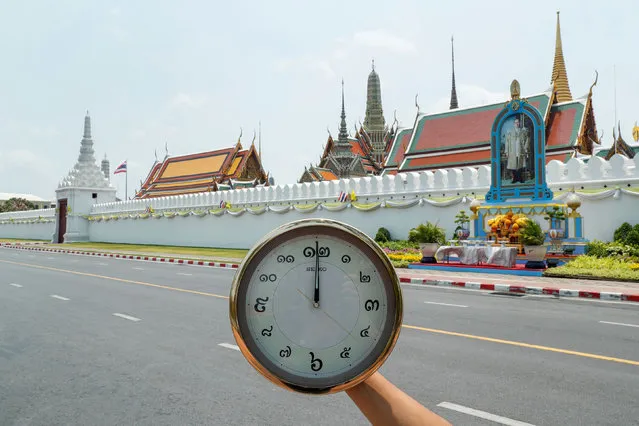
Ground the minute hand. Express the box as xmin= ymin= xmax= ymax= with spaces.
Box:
xmin=313 ymin=241 xmax=320 ymax=308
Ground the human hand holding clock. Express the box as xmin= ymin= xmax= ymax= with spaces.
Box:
xmin=229 ymin=218 xmax=450 ymax=425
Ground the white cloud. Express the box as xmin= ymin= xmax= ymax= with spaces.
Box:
xmin=169 ymin=92 xmax=208 ymax=109
xmin=2 ymin=149 xmax=47 ymax=169
xmin=273 ymin=56 xmax=336 ymax=79
xmin=352 ymin=30 xmax=417 ymax=55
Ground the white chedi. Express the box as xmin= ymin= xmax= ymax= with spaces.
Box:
xmin=58 ymin=113 xmax=113 ymax=189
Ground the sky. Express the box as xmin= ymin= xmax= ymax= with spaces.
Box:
xmin=1 ymin=0 xmax=637 ymax=201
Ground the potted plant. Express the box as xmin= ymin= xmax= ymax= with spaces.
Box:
xmin=454 ymin=210 xmax=471 ymax=240
xmin=519 ymin=219 xmax=547 ymax=269
xmin=544 ymin=206 xmax=566 ymax=239
xmin=408 ymin=222 xmax=446 ymax=264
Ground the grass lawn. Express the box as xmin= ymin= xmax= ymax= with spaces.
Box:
xmin=544 ymin=255 xmax=639 ymax=282
xmin=46 ymin=242 xmax=248 ymax=261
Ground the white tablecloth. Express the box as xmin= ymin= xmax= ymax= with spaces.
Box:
xmin=435 ymin=245 xmax=517 ymax=267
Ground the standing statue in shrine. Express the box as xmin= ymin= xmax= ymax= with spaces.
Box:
xmin=503 ymin=116 xmax=530 ymax=183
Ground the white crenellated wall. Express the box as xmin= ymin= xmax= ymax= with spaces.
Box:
xmin=0 ymin=208 xmax=56 ymax=240
xmin=2 ymin=156 xmax=639 ymax=247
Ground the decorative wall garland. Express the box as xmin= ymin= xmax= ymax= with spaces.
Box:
xmin=2 ymin=187 xmax=638 ymax=225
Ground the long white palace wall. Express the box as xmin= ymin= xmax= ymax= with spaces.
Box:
xmin=1 ymin=155 xmax=638 ymax=247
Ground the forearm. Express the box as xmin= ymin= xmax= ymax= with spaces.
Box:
xmin=345 ymin=372 xmax=451 ymax=426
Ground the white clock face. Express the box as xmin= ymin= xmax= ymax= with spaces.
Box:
xmin=231 ymin=221 xmax=401 ymax=393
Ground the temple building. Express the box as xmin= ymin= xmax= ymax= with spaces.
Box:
xmin=596 ymin=123 xmax=639 ymax=160
xmin=383 ymin=12 xmax=606 ymax=175
xmin=135 ymin=136 xmax=268 ymax=199
xmin=299 ymin=63 xmax=396 ymax=183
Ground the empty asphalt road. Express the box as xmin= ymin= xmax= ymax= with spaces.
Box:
xmin=1 ymin=248 xmax=638 ymax=425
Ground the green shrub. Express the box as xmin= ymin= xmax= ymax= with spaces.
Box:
xmin=519 ymin=220 xmax=546 ymax=246
xmin=585 ymin=240 xmax=639 ymax=262
xmin=585 ymin=240 xmax=608 ymax=257
xmin=379 ymin=240 xmax=420 ymax=251
xmin=375 ymin=227 xmax=391 ymax=243
xmin=544 ymin=255 xmax=639 ymax=281
xmin=627 ymin=229 xmax=639 ymax=247
xmin=408 ymin=222 xmax=446 ymax=245
xmin=613 ymin=222 xmax=634 ymax=245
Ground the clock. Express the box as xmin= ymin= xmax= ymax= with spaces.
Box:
xmin=229 ymin=218 xmax=403 ymax=394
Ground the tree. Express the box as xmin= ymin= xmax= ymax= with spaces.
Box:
xmin=0 ymin=197 xmax=37 ymax=212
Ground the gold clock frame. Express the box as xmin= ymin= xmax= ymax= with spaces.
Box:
xmin=229 ymin=218 xmax=403 ymax=395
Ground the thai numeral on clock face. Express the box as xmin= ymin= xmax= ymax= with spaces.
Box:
xmin=254 ymin=297 xmax=269 ymax=312
xmin=360 ymin=325 xmax=370 ymax=337
xmin=261 ymin=325 xmax=273 ymax=337
xmin=276 ymin=255 xmax=295 ymax=263
xmin=339 ymin=347 xmax=351 ymax=359
xmin=359 ymin=271 xmax=371 ymax=283
xmin=259 ymin=274 xmax=277 ymax=282
xmin=364 ymin=299 xmax=379 ymax=311
xmin=280 ymin=346 xmax=292 ymax=358
xmin=303 ymin=241 xmax=330 ymax=258
xmin=309 ymin=352 xmax=323 ymax=371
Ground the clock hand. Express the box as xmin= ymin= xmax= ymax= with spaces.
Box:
xmin=313 ymin=240 xmax=320 ymax=308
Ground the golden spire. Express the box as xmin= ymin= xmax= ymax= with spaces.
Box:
xmin=551 ymin=11 xmax=572 ymax=103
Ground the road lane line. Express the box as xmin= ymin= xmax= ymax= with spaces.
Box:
xmin=437 ymin=402 xmax=534 ymax=426
xmin=2 ymin=258 xmax=638 ymax=368
xmin=424 ymin=301 xmax=468 ymax=308
xmin=97 ymin=262 xmax=108 ymax=266
xmin=51 ymin=295 xmax=70 ymax=301
xmin=133 ymin=267 xmax=144 ymax=270
xmin=0 ymin=259 xmax=229 ymax=300
xmin=600 ymin=321 xmax=639 ymax=329
xmin=177 ymin=272 xmax=192 ymax=276
xmin=47 ymin=257 xmax=55 ymax=260
xmin=218 ymin=343 xmax=240 ymax=351
xmin=113 ymin=313 xmax=141 ymax=322
xmin=9 ymin=283 xmax=23 ymax=288
xmin=402 ymin=324 xmax=639 ymax=367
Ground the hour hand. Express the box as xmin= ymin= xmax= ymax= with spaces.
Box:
xmin=313 ymin=241 xmax=320 ymax=308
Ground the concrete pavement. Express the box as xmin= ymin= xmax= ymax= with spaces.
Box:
xmin=1 ymin=249 xmax=638 ymax=425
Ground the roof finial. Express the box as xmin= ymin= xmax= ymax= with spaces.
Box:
xmin=449 ymin=35 xmax=459 ymax=110
xmin=258 ymin=121 xmax=262 ymax=159
xmin=164 ymin=141 xmax=169 ymax=158
xmin=372 ymin=58 xmax=375 ymax=71
xmin=415 ymin=93 xmax=420 ymax=114
xmin=338 ymin=79 xmax=348 ymax=142
xmin=551 ymin=10 xmax=573 ymax=102
xmin=83 ymin=111 xmax=92 ymax=139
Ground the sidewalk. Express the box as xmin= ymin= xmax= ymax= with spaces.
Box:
xmin=3 ymin=242 xmax=638 ymax=303
xmin=398 ymin=268 xmax=639 ymax=303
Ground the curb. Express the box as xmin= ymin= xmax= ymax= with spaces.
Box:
xmin=0 ymin=244 xmax=240 ymax=270
xmin=398 ymin=277 xmax=639 ymax=303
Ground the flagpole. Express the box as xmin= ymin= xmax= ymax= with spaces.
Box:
xmin=125 ymin=159 xmax=128 ymax=200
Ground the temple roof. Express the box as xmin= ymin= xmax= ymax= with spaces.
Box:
xmin=135 ymin=141 xmax=267 ymax=198
xmin=58 ymin=113 xmax=114 ymax=190
xmin=382 ymin=128 xmax=412 ymax=172
xmin=597 ymin=124 xmax=639 ymax=160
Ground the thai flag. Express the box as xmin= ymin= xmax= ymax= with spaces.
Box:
xmin=114 ymin=160 xmax=127 ymax=174
xmin=338 ymin=191 xmax=349 ymax=202
xmin=220 ymin=200 xmax=227 ymax=209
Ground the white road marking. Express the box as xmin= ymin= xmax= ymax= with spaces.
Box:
xmin=97 ymin=262 xmax=108 ymax=266
xmin=599 ymin=320 xmax=639 ymax=329
xmin=9 ymin=283 xmax=23 ymax=288
xmin=424 ymin=301 xmax=468 ymax=308
xmin=437 ymin=402 xmax=535 ymax=426
xmin=50 ymin=295 xmax=70 ymax=301
xmin=177 ymin=272 xmax=192 ymax=276
xmin=133 ymin=267 xmax=144 ymax=270
xmin=113 ymin=313 xmax=141 ymax=322
xmin=47 ymin=257 xmax=54 ymax=260
xmin=28 ymin=255 xmax=34 ymax=258
xmin=218 ymin=343 xmax=240 ymax=351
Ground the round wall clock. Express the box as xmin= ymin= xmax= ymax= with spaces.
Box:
xmin=229 ymin=218 xmax=403 ymax=394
